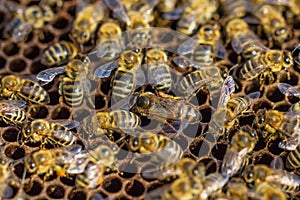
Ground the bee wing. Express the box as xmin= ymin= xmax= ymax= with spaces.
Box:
xmin=36 ymin=66 xmax=66 ymax=85
xmin=0 ymin=100 xmax=27 ymax=110
xmin=217 ymin=76 xmax=235 ymax=108
xmin=55 ymin=144 xmax=83 ymax=164
xmin=104 ymin=0 xmax=130 ymax=25
xmin=93 ymin=60 xmax=119 ymax=78
xmin=278 ymin=134 xmax=300 ymax=150
xmin=278 ymin=83 xmax=300 ymax=97
xmin=144 ymin=183 xmax=171 ymax=200
xmin=172 ymin=56 xmax=203 ymax=70
xmin=134 ymin=65 xmax=146 ymax=86
xmin=12 ymin=21 xmax=33 ymax=43
xmin=221 ymin=147 xmax=248 ymax=177
xmin=214 ymin=41 xmax=226 ymax=59
xmin=162 ymin=6 xmax=185 ymax=20
xmin=177 ymin=37 xmax=198 ymax=55
xmin=49 ymin=120 xmax=80 ymax=130
xmin=284 ymin=110 xmax=300 ymax=119
xmin=146 ymin=63 xmax=171 ymax=87
xmin=67 ymin=151 xmax=90 ymax=174
xmin=96 ymin=41 xmax=123 ymax=59
xmin=263 ymin=0 xmax=296 ymax=7
xmin=270 ymin=156 xmax=284 ymax=170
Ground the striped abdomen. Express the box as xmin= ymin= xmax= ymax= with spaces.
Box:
xmin=148 ymin=63 xmax=172 ymax=91
xmin=76 ymin=162 xmax=103 ymax=189
xmin=221 ymin=0 xmax=246 ymax=18
xmin=20 ymin=79 xmax=50 ymax=104
xmin=192 ymin=44 xmax=214 ymax=67
xmin=111 ymin=110 xmax=140 ymax=130
xmin=180 ymin=70 xmax=203 ymax=94
xmin=50 ymin=123 xmax=77 ymax=146
xmin=239 ymin=55 xmax=265 ymax=80
xmin=112 ymin=70 xmax=135 ymax=102
xmin=42 ymin=41 xmax=77 ymax=66
xmin=1 ymin=107 xmax=26 ymax=125
xmin=59 ymin=77 xmax=83 ymax=107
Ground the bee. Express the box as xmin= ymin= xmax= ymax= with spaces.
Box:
xmin=176 ymin=24 xmax=226 ymax=67
xmin=221 ymin=125 xmax=258 ymax=177
xmin=163 ymin=0 xmax=219 ymax=35
xmin=95 ymin=22 xmax=124 ymax=61
xmin=244 ymin=161 xmax=300 ymax=193
xmin=0 ymin=100 xmax=27 ymax=127
xmin=0 ymin=75 xmax=50 ymax=105
xmin=200 ymin=172 xmax=230 ymax=199
xmin=225 ymin=18 xmax=268 ymax=60
xmin=0 ymin=159 xmax=14 ymax=199
xmin=75 ymin=162 xmax=104 ymax=189
xmin=38 ymin=55 xmax=91 ymax=107
xmin=23 ymin=145 xmax=82 ymax=180
xmin=94 ymin=47 xmax=144 ymax=103
xmin=129 ymin=132 xmax=183 ymax=171
xmin=71 ymin=0 xmax=105 ymax=46
xmin=225 ymin=178 xmax=248 ymax=200
xmin=235 ymin=49 xmax=293 ymax=86
xmin=207 ymin=76 xmax=260 ymax=137
xmin=22 ymin=119 xmax=78 ymax=146
xmin=2 ymin=3 xmax=54 ymax=43
xmin=130 ymin=92 xmax=202 ymax=130
xmin=41 ymin=41 xmax=78 ymax=67
xmin=252 ymin=182 xmax=286 ymax=200
xmin=254 ymin=108 xmax=300 ymax=142
xmin=250 ymin=4 xmax=289 ymax=46
xmin=145 ymin=48 xmax=172 ymax=92
xmin=178 ymin=67 xmax=224 ymax=98
xmin=156 ymin=0 xmax=177 ymax=13
xmin=219 ymin=0 xmax=247 ymax=19
xmin=104 ymin=0 xmax=130 ymax=25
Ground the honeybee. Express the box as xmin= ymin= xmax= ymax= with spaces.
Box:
xmin=41 ymin=41 xmax=78 ymax=66
xmin=129 ymin=132 xmax=183 ymax=172
xmin=221 ymin=125 xmax=257 ymax=177
xmin=75 ymin=162 xmax=104 ymax=189
xmin=104 ymin=0 xmax=130 ymax=25
xmin=251 ymin=182 xmax=286 ymax=200
xmin=2 ymin=3 xmax=54 ymax=43
xmin=23 ymin=145 xmax=82 ymax=180
xmin=156 ymin=0 xmax=177 ymax=13
xmin=207 ymin=76 xmax=260 ymax=137
xmin=178 ymin=67 xmax=224 ymax=98
xmin=37 ymin=55 xmax=91 ymax=107
xmin=22 ymin=119 xmax=78 ymax=146
xmin=225 ymin=178 xmax=248 ymax=200
xmin=71 ymin=0 xmax=105 ymax=46
xmin=0 ymin=159 xmax=14 ymax=199
xmin=225 ymin=18 xmax=268 ymax=60
xmin=94 ymin=47 xmax=144 ymax=103
xmin=145 ymin=48 xmax=172 ymax=92
xmin=0 ymin=75 xmax=50 ymax=105
xmin=254 ymin=108 xmax=300 ymax=142
xmin=163 ymin=0 xmax=219 ymax=35
xmin=285 ymin=144 xmax=300 ymax=169
xmin=130 ymin=92 xmax=202 ymax=130
xmin=95 ymin=22 xmax=124 ymax=61
xmin=200 ymin=172 xmax=230 ymax=199
xmin=176 ymin=24 xmax=226 ymax=66
xmin=235 ymin=49 xmax=293 ymax=86
xmin=250 ymin=0 xmax=300 ymax=15
xmin=219 ymin=0 xmax=247 ymax=19
xmin=0 ymin=100 xmax=27 ymax=127
xmin=244 ymin=161 xmax=300 ymax=193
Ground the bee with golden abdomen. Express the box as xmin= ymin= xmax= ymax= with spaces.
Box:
xmin=243 ymin=159 xmax=300 ymax=194
xmin=0 ymin=100 xmax=27 ymax=127
xmin=219 ymin=0 xmax=247 ymax=19
xmin=145 ymin=48 xmax=172 ymax=92
xmin=129 ymin=132 xmax=183 ymax=171
xmin=94 ymin=46 xmax=144 ymax=103
xmin=176 ymin=24 xmax=226 ymax=66
xmin=130 ymin=91 xmax=202 ymax=131
xmin=0 ymin=75 xmax=50 ymax=105
xmin=2 ymin=2 xmax=54 ymax=43
xmin=22 ymin=119 xmax=78 ymax=146
xmin=221 ymin=125 xmax=257 ymax=177
xmin=250 ymin=182 xmax=286 ymax=200
xmin=225 ymin=18 xmax=268 ymax=60
xmin=234 ymin=49 xmax=293 ymax=87
xmin=95 ymin=21 xmax=124 ymax=62
xmin=225 ymin=178 xmax=248 ymax=200
xmin=21 ymin=145 xmax=82 ymax=182
xmin=71 ymin=0 xmax=105 ymax=47
xmin=207 ymin=76 xmax=260 ymax=137
xmin=41 ymin=41 xmax=78 ymax=67
xmin=254 ymin=108 xmax=300 ymax=142
xmin=37 ymin=55 xmax=91 ymax=107
xmin=163 ymin=0 xmax=219 ymax=35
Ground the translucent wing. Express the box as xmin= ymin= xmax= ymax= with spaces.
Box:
xmin=284 ymin=110 xmax=300 ymax=119
xmin=214 ymin=41 xmax=226 ymax=59
xmin=278 ymin=83 xmax=300 ymax=97
xmin=146 ymin=63 xmax=171 ymax=88
xmin=278 ymin=134 xmax=300 ymax=150
xmin=163 ymin=6 xmax=185 ymax=20
xmin=94 ymin=60 xmax=119 ymax=78
xmin=50 ymin=120 xmax=80 ymax=130
xmin=231 ymin=32 xmax=267 ymax=55
xmin=0 ymin=100 xmax=27 ymax=110
xmin=177 ymin=37 xmax=197 ymax=55
xmin=134 ymin=65 xmax=146 ymax=87
xmin=270 ymin=156 xmax=284 ymax=170
xmin=12 ymin=21 xmax=33 ymax=43
xmin=55 ymin=144 xmax=83 ymax=164
xmin=66 ymin=151 xmax=90 ymax=174
xmin=104 ymin=0 xmax=130 ymax=25
xmin=232 ymin=91 xmax=260 ymax=116
xmin=172 ymin=56 xmax=202 ymax=70
xmin=96 ymin=40 xmax=123 ymax=59
xmin=217 ymin=76 xmax=235 ymax=108
xmin=36 ymin=66 xmax=66 ymax=84
xmin=221 ymin=147 xmax=248 ymax=177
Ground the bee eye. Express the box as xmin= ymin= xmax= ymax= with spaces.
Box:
xmin=137 ymin=96 xmax=150 ymax=108
xmin=204 ymin=27 xmax=213 ymax=33
xmin=258 ymin=116 xmax=265 ymax=124
xmin=275 ymin=28 xmax=286 ymax=36
xmin=284 ymin=55 xmax=291 ymax=64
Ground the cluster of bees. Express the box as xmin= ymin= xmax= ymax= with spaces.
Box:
xmin=0 ymin=0 xmax=300 ymax=199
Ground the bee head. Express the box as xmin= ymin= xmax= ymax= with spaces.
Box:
xmin=274 ymin=27 xmax=288 ymax=43
xmin=255 ymin=109 xmax=266 ymax=127
xmin=1 ymin=75 xmax=19 ymax=90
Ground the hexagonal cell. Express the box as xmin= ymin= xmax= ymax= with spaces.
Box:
xmin=3 ymin=43 xmax=19 ymax=56
xmin=9 ymin=58 xmax=27 ymax=72
xmin=199 ymin=106 xmax=212 ymax=123
xmin=125 ymin=180 xmax=145 ymax=197
xmin=47 ymin=184 xmax=65 ymax=199
xmin=198 ymin=157 xmax=218 ymax=175
xmin=0 ymin=55 xmax=6 ymax=68
xmin=189 ymin=138 xmax=210 ymax=158
xmin=211 ymin=143 xmax=228 ymax=161
xmin=102 ymin=176 xmax=122 ymax=193
xmin=30 ymin=61 xmax=47 ymax=74
xmin=38 ymin=30 xmax=55 ymax=43
xmin=4 ymin=145 xmax=25 ymax=160
xmin=53 ymin=16 xmax=69 ymax=29
xmin=24 ymin=181 xmax=43 ymax=196
xmin=51 ymin=106 xmax=70 ymax=119
xmin=2 ymin=128 xmax=19 ymax=142
xmin=118 ymin=163 xmax=138 ymax=178
xmin=23 ymin=45 xmax=40 ymax=59
xmin=266 ymin=87 xmax=285 ymax=102
xmin=28 ymin=105 xmax=49 ymax=119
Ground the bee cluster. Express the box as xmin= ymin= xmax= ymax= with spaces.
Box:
xmin=0 ymin=0 xmax=300 ymax=199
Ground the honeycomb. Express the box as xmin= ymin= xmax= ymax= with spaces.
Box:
xmin=0 ymin=0 xmax=299 ymax=199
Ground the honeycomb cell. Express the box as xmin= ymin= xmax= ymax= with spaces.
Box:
xmin=68 ymin=191 xmax=86 ymax=200
xmin=198 ymin=157 xmax=218 ymax=175
xmin=48 ymin=91 xmax=60 ymax=105
xmin=211 ymin=143 xmax=228 ymax=161
xmin=2 ymin=128 xmax=19 ymax=142
xmin=23 ymin=45 xmax=40 ymax=59
xmin=267 ymin=138 xmax=285 ymax=156
xmin=279 ymin=72 xmax=299 ymax=85
xmin=273 ymin=103 xmax=291 ymax=112
xmin=0 ymin=55 xmax=6 ymax=68
xmin=199 ymin=106 xmax=212 ymax=123
xmin=94 ymin=95 xmax=106 ymax=109
xmin=252 ymin=100 xmax=272 ymax=111
xmin=30 ymin=61 xmax=47 ymax=74
xmin=89 ymin=193 xmax=108 ymax=200
xmin=47 ymin=184 xmax=65 ymax=199
xmin=173 ymin=134 xmax=189 ymax=150
xmin=51 ymin=106 xmax=70 ymax=119
xmin=266 ymin=87 xmax=285 ymax=102
xmin=0 ymin=10 xmax=5 ymax=24
xmin=38 ymin=30 xmax=55 ymax=43
xmin=125 ymin=180 xmax=145 ymax=197
xmin=29 ymin=105 xmax=49 ymax=119
xmin=53 ymin=16 xmax=69 ymax=29
xmin=3 ymin=43 xmax=19 ymax=56
xmin=119 ymin=163 xmax=137 ymax=178
xmin=102 ymin=177 xmax=122 ymax=193
xmin=254 ymin=153 xmax=274 ymax=165
xmin=189 ymin=139 xmax=210 ymax=158
xmin=60 ymin=176 xmax=76 ymax=186
xmin=4 ymin=145 xmax=25 ymax=160
xmin=24 ymin=181 xmax=43 ymax=196
xmin=9 ymin=58 xmax=26 ymax=72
